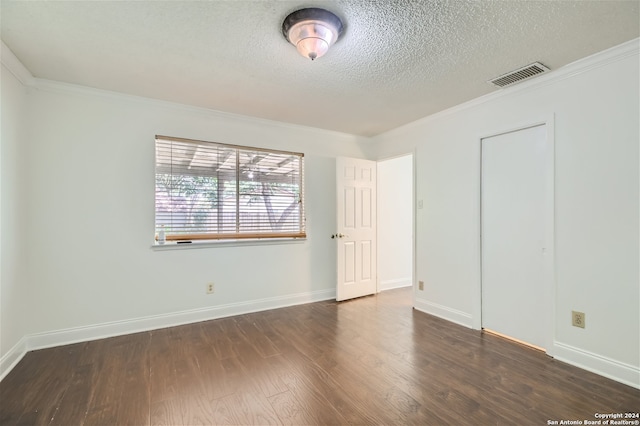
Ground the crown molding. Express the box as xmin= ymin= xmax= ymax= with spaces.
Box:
xmin=0 ymin=39 xmax=366 ymax=143
xmin=30 ymin=76 xmax=368 ymax=143
xmin=1 ymin=41 xmax=35 ymax=86
xmin=375 ymin=37 xmax=640 ymax=139
xmin=3 ymin=37 xmax=638 ymax=140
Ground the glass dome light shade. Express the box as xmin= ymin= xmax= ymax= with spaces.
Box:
xmin=296 ymin=37 xmax=329 ymax=61
xmin=282 ymin=8 xmax=343 ymax=61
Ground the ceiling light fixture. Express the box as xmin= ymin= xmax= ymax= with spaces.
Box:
xmin=282 ymin=8 xmax=343 ymax=61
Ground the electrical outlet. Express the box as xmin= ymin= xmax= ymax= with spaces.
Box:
xmin=572 ymin=311 xmax=585 ymax=328
xmin=206 ymin=283 xmax=215 ymax=294
xmin=418 ymin=280 xmax=424 ymax=291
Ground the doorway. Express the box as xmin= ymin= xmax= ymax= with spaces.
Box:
xmin=480 ymin=122 xmax=555 ymax=352
xmin=378 ymin=154 xmax=414 ymax=298
xmin=333 ymin=154 xmax=415 ymax=303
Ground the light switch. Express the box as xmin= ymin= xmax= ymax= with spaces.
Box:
xmin=417 ymin=199 xmax=424 ymax=209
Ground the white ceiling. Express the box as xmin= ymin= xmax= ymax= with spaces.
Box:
xmin=1 ymin=0 xmax=638 ymax=137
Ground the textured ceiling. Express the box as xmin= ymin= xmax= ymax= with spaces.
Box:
xmin=1 ymin=0 xmax=638 ymax=136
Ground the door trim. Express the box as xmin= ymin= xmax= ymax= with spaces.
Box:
xmin=472 ymin=115 xmax=556 ymax=356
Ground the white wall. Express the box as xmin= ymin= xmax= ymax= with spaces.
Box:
xmin=373 ymin=40 xmax=639 ymax=387
xmin=0 ymin=61 xmax=372 ymax=368
xmin=27 ymin=86 xmax=369 ymax=331
xmin=0 ymin=64 xmax=32 ymax=366
xmin=1 ymin=38 xmax=638 ymax=389
xmin=377 ymin=155 xmax=413 ymax=291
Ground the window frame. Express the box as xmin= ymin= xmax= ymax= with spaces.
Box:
xmin=154 ymin=135 xmax=306 ymax=244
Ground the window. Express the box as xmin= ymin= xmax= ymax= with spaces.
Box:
xmin=155 ymin=135 xmax=305 ymax=242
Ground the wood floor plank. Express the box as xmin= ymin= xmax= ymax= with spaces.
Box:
xmin=10 ymin=345 xmax=83 ymax=425
xmin=312 ymin=342 xmax=422 ymax=424
xmin=235 ymin=352 xmax=289 ymax=398
xmin=115 ymin=359 xmax=151 ymax=425
xmin=233 ymin=314 xmax=281 ymax=358
xmin=198 ymin=320 xmax=237 ymax=361
xmin=150 ymin=398 xmax=183 ymax=426
xmin=216 ymin=390 xmax=282 ymax=425
xmin=267 ymin=390 xmax=317 ymax=425
xmin=0 ymin=351 xmax=50 ymax=425
xmin=151 ymin=394 xmax=214 ymax=426
xmin=82 ymin=333 xmax=151 ymax=426
xmin=149 ymin=327 xmax=216 ymax=425
xmin=268 ymin=353 xmax=354 ymax=425
xmin=48 ymin=363 xmax=96 ymax=426
xmin=148 ymin=328 xmax=181 ymax=403
xmin=2 ymin=287 xmax=639 ymax=426
xmin=217 ymin=317 xmax=263 ymax=360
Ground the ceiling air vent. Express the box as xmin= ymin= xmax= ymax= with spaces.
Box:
xmin=489 ymin=62 xmax=550 ymax=88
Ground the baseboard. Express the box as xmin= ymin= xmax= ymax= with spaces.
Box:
xmin=0 ymin=288 xmax=335 ymax=380
xmin=554 ymin=342 xmax=640 ymax=390
xmin=379 ymin=278 xmax=412 ymax=292
xmin=414 ymin=298 xmax=473 ymax=328
xmin=411 ymin=301 xmax=639 ymax=389
xmin=0 ymin=337 xmax=28 ymax=382
xmin=6 ymin=292 xmax=637 ymax=391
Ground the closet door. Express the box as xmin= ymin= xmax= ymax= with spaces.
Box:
xmin=481 ymin=124 xmax=548 ymax=349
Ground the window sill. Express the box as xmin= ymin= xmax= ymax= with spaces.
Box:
xmin=150 ymin=237 xmax=306 ymax=251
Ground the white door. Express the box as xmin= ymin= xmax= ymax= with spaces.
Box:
xmin=335 ymin=157 xmax=377 ymax=302
xmin=481 ymin=124 xmax=549 ymax=350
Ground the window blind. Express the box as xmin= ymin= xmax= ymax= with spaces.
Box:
xmin=155 ymin=136 xmax=305 ymax=241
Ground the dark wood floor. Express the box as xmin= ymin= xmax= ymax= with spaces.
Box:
xmin=1 ymin=287 xmax=638 ymax=425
